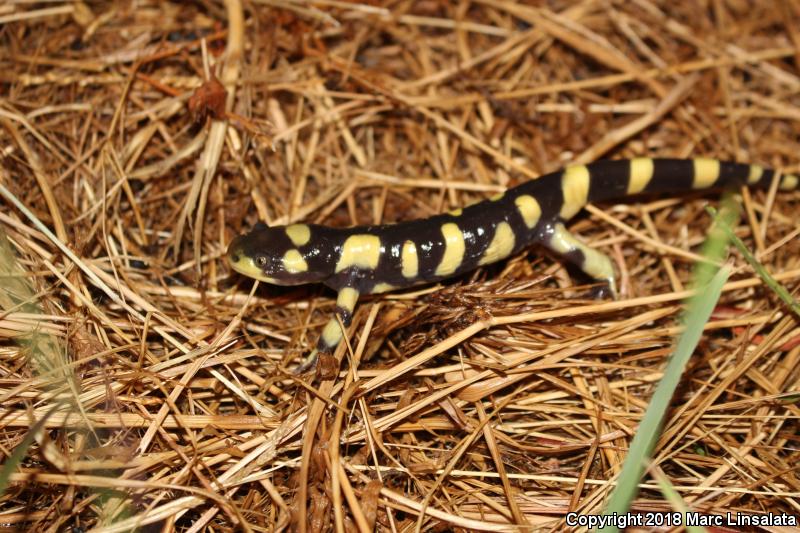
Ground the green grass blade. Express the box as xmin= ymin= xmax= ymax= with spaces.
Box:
xmin=650 ymin=467 xmax=709 ymax=533
xmin=0 ymin=405 xmax=62 ymax=497
xmin=706 ymin=205 xmax=800 ymax=320
xmin=600 ymin=196 xmax=739 ymax=531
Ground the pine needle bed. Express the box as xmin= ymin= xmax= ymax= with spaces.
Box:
xmin=0 ymin=1 xmax=799 ymax=531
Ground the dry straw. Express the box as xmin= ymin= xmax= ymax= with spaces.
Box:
xmin=0 ymin=0 xmax=799 ymax=531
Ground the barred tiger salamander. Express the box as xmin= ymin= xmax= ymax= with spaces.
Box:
xmin=227 ymin=158 xmax=799 ymax=364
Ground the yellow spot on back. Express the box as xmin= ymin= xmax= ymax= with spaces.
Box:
xmin=628 ymin=158 xmax=654 ymax=194
xmin=748 ymin=165 xmax=763 ymax=185
xmin=336 ymin=234 xmax=382 ymax=273
xmin=448 ymin=208 xmax=463 ymax=216
xmin=560 ymin=165 xmax=591 ymax=219
xmin=490 ymin=192 xmax=505 ymax=201
xmin=515 ymin=195 xmax=541 ymax=228
xmin=435 ymin=223 xmax=465 ymax=277
xmin=692 ymin=158 xmax=720 ymax=189
xmin=336 ymin=287 xmax=359 ymax=312
xmin=282 ymin=249 xmax=308 ymax=273
xmin=780 ymin=174 xmax=798 ymax=191
xmin=479 ymin=222 xmax=515 ymax=266
xmin=401 ymin=240 xmax=418 ymax=279
xmin=285 ymin=224 xmax=311 ymax=246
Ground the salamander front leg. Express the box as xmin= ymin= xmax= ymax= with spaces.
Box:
xmin=295 ymin=287 xmax=360 ymax=374
xmin=540 ymin=222 xmax=618 ymax=298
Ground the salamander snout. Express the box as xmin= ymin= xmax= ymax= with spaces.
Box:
xmin=226 ymin=235 xmax=244 ymax=265
xmin=227 ymin=234 xmax=253 ymax=272
xmin=226 ymin=234 xmax=278 ymax=283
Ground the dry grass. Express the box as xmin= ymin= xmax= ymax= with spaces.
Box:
xmin=1 ymin=0 xmax=799 ymax=531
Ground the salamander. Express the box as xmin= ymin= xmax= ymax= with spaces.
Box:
xmin=227 ymin=158 xmax=799 ymax=366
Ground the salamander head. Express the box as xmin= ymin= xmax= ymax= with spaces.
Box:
xmin=227 ymin=222 xmax=328 ymax=285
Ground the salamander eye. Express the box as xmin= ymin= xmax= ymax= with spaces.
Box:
xmin=255 ymin=255 xmax=267 ymax=267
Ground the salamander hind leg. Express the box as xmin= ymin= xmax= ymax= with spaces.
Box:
xmin=540 ymin=222 xmax=618 ymax=299
xmin=295 ymin=286 xmax=360 ymax=376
